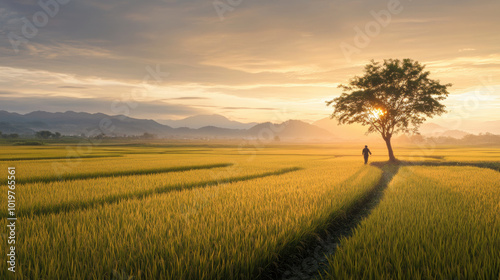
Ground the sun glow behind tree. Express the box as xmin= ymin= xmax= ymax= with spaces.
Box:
xmin=369 ymin=108 xmax=386 ymax=120
xmin=327 ymin=59 xmax=451 ymax=162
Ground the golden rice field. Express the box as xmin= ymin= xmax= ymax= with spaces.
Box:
xmin=0 ymin=143 xmax=499 ymax=279
xmin=326 ymin=165 xmax=500 ymax=279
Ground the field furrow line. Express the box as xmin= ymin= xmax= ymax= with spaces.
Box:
xmin=0 ymin=154 xmax=123 ymax=161
xmin=261 ymin=163 xmax=400 ymax=280
xmin=14 ymin=167 xmax=302 ymax=218
xmin=0 ymin=162 xmax=233 ymax=185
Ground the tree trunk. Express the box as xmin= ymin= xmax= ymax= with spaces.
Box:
xmin=384 ymin=136 xmax=397 ymax=162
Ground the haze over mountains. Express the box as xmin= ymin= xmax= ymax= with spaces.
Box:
xmin=157 ymin=115 xmax=258 ymax=130
xmin=313 ymin=117 xmax=500 ymax=139
xmin=1 ymin=110 xmax=498 ymax=141
xmin=0 ymin=111 xmax=331 ymax=141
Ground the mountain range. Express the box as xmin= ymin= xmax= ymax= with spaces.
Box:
xmin=313 ymin=117 xmax=500 ymax=139
xmin=157 ymin=114 xmax=257 ymax=129
xmin=0 ymin=111 xmax=332 ymax=141
xmin=1 ymin=110 xmax=498 ymax=141
xmin=417 ymin=121 xmax=500 ymax=136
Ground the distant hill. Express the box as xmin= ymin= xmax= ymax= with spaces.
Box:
xmin=419 ymin=123 xmax=446 ymax=135
xmin=315 ymin=118 xmax=495 ymax=140
xmin=158 ymin=114 xmax=257 ymax=129
xmin=0 ymin=110 xmax=172 ymax=136
xmin=418 ymin=124 xmax=471 ymax=138
xmin=420 ymin=121 xmax=500 ymax=135
xmin=471 ymin=120 xmax=500 ymax=134
xmin=0 ymin=121 xmax=36 ymax=135
xmin=0 ymin=111 xmax=332 ymax=141
xmin=247 ymin=120 xmax=333 ymax=141
xmin=438 ymin=130 xmax=471 ymax=139
xmin=3 ymin=110 xmax=495 ymax=141
xmin=395 ymin=132 xmax=500 ymax=146
xmin=312 ymin=117 xmax=379 ymax=141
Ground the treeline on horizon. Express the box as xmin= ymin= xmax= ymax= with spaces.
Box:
xmin=394 ymin=133 xmax=500 ymax=145
xmin=1 ymin=130 xmax=499 ymax=146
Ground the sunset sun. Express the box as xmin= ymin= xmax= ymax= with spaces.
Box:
xmin=370 ymin=108 xmax=386 ymax=120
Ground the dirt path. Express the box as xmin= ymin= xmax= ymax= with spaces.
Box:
xmin=259 ymin=163 xmax=400 ymax=280
xmin=259 ymin=159 xmax=499 ymax=280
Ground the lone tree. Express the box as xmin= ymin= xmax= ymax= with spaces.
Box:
xmin=327 ymin=59 xmax=451 ymax=162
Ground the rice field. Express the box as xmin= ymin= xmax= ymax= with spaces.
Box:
xmin=0 ymin=143 xmax=499 ymax=279
xmin=325 ymin=165 xmax=500 ymax=279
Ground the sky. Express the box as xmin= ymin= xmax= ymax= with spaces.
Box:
xmin=0 ymin=0 xmax=499 ymax=126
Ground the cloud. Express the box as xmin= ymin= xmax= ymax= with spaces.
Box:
xmin=0 ymin=95 xmax=206 ymax=119
xmin=164 ymin=97 xmax=210 ymax=100
xmin=0 ymin=0 xmax=499 ymax=122
xmin=1 ymin=0 xmax=496 ymax=86
xmin=58 ymin=86 xmax=88 ymax=89
xmin=221 ymin=107 xmax=275 ymax=110
xmin=458 ymin=48 xmax=476 ymax=52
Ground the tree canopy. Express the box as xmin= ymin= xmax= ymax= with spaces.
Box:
xmin=327 ymin=58 xmax=451 ymax=161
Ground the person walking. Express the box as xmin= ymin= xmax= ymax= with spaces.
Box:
xmin=362 ymin=145 xmax=372 ymax=164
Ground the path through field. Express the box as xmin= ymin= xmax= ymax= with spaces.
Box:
xmin=266 ymin=160 xmax=500 ymax=280
xmin=263 ymin=163 xmax=400 ymax=280
xmin=1 ymin=144 xmax=499 ymax=279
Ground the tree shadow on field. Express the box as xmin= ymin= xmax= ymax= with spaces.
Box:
xmin=259 ymin=161 xmax=400 ymax=280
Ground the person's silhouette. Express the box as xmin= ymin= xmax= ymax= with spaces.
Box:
xmin=362 ymin=145 xmax=372 ymax=164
